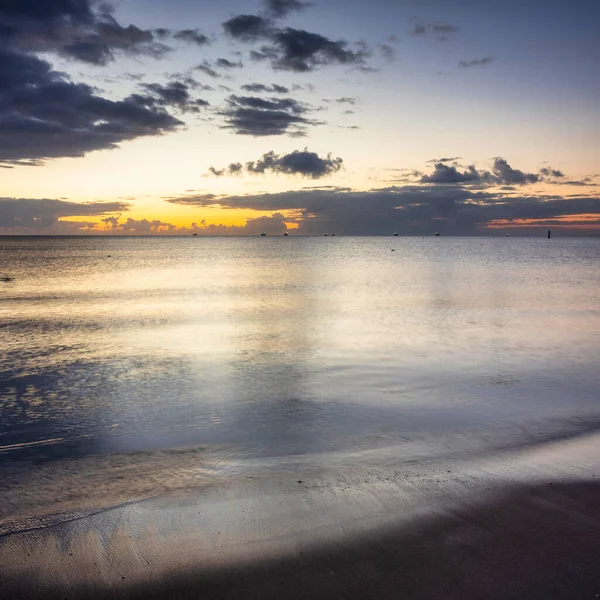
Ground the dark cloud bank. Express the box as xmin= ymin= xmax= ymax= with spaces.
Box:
xmin=167 ymin=186 xmax=599 ymax=236
xmin=166 ymin=158 xmax=598 ymax=236
xmin=0 ymin=0 xmax=220 ymax=164
xmin=3 ymin=158 xmax=597 ymax=235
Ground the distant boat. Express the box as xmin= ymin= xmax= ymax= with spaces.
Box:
xmin=393 ymin=233 xmax=399 ymax=236
xmin=283 ymin=232 xmax=288 ymax=236
xmin=192 ymin=233 xmax=197 ymax=236
xmin=324 ymin=233 xmax=328 ymax=236
xmin=260 ymin=232 xmax=266 ymax=237
xmin=331 ymin=233 xmax=336 ymax=236
xmin=506 ymin=234 xmax=510 ymax=237
xmin=434 ymin=232 xmax=440 ymax=236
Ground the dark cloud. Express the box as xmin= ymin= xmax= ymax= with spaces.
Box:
xmin=492 ymin=158 xmax=539 ymax=184
xmin=0 ymin=0 xmax=170 ymax=65
xmin=458 ymin=57 xmax=494 ymax=68
xmin=219 ymin=94 xmax=319 ymax=136
xmin=0 ymin=46 xmax=182 ymax=163
xmin=420 ymin=158 xmax=555 ymax=186
xmin=411 ymin=22 xmax=458 ymax=38
xmin=246 ymin=150 xmax=343 ymax=177
xmin=208 ymin=149 xmax=343 ymax=178
xmin=223 ymin=14 xmax=370 ymax=72
xmin=216 ymin=58 xmax=244 ymax=69
xmin=166 ymin=185 xmax=600 ymax=236
xmin=335 ymin=96 xmax=358 ymax=105
xmin=195 ymin=60 xmax=221 ymax=79
xmin=173 ymin=29 xmax=210 ymax=46
xmin=167 ymin=74 xmax=215 ymax=92
xmin=0 ymin=197 xmax=128 ymax=228
xmin=540 ymin=167 xmax=565 ymax=178
xmin=427 ymin=157 xmax=461 ymax=164
xmin=208 ymin=163 xmax=243 ymax=177
xmin=241 ymin=83 xmax=290 ymax=93
xmin=268 ymin=28 xmax=370 ymax=72
xmin=263 ymin=0 xmax=313 ymax=18
xmin=420 ymin=163 xmax=484 ymax=184
xmin=557 ymin=180 xmax=596 ymax=187
xmin=223 ymin=14 xmax=273 ymax=41
xmin=140 ymin=81 xmax=209 ymax=112
xmin=378 ymin=43 xmax=396 ymax=61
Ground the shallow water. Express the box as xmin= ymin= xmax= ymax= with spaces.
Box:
xmin=1 ymin=236 xmax=599 ymax=525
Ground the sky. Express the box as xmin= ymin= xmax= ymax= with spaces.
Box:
xmin=0 ymin=0 xmax=598 ymax=235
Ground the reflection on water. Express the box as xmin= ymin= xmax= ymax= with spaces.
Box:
xmin=1 ymin=236 xmax=599 ymax=472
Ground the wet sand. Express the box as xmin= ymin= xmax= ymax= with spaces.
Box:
xmin=1 ymin=433 xmax=599 ymax=599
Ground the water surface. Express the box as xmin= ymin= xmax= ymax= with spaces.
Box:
xmin=1 ymin=236 xmax=599 ymax=524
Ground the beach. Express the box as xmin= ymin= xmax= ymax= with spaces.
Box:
xmin=2 ymin=430 xmax=600 ymax=599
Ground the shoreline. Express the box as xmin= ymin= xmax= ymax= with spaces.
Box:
xmin=1 ymin=431 xmax=599 ymax=599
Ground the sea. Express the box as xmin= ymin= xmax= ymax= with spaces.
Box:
xmin=1 ymin=235 xmax=599 ymax=532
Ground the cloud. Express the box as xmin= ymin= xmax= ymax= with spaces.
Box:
xmin=427 ymin=157 xmax=462 ymax=164
xmin=208 ymin=163 xmax=243 ymax=177
xmin=219 ymin=94 xmax=320 ymax=136
xmin=491 ymin=158 xmax=539 ymax=184
xmin=263 ymin=0 xmax=313 ymax=18
xmin=208 ymin=149 xmax=343 ymax=178
xmin=216 ymin=58 xmax=244 ymax=69
xmin=335 ymin=96 xmax=358 ymax=105
xmin=0 ymin=198 xmax=128 ymax=228
xmin=223 ymin=14 xmax=370 ymax=72
xmin=240 ymin=83 xmax=290 ymax=93
xmin=166 ymin=185 xmax=600 ymax=235
xmin=0 ymin=0 xmax=171 ymax=65
xmin=411 ymin=22 xmax=458 ymax=39
xmin=420 ymin=158 xmax=558 ymax=186
xmin=173 ymin=29 xmax=210 ymax=46
xmin=378 ymin=44 xmax=396 ymax=61
xmin=195 ymin=60 xmax=221 ymax=78
xmin=458 ymin=57 xmax=494 ymax=68
xmin=223 ymin=14 xmax=273 ymax=41
xmin=246 ymin=150 xmax=343 ymax=177
xmin=140 ymin=81 xmax=209 ymax=112
xmin=420 ymin=163 xmax=488 ymax=184
xmin=0 ymin=46 xmax=182 ymax=164
xmin=266 ymin=28 xmax=371 ymax=72
xmin=539 ymin=167 xmax=565 ymax=178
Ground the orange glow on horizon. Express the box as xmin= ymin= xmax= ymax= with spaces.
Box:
xmin=486 ymin=214 xmax=600 ymax=230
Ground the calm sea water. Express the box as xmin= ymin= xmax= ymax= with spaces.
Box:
xmin=1 ymin=236 xmax=599 ymax=525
